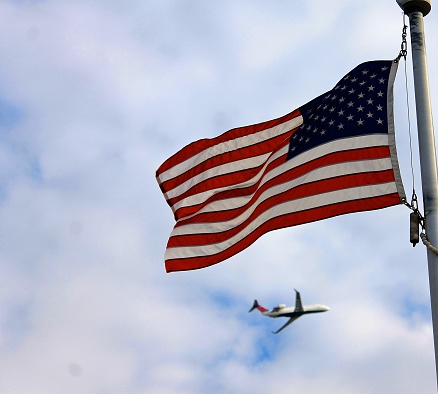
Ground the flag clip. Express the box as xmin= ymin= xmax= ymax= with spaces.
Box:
xmin=395 ymin=15 xmax=408 ymax=63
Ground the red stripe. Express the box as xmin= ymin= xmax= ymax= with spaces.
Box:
xmin=169 ymin=153 xmax=288 ymax=221
xmin=165 ymin=193 xmax=401 ymax=272
xmin=167 ymin=137 xmax=291 ymax=211
xmin=167 ymin=169 xmax=396 ymax=247
xmin=174 ymin=146 xmax=391 ymax=221
xmin=160 ymin=131 xmax=297 ymax=192
xmin=177 ymin=163 xmax=394 ymax=227
xmin=156 ymin=109 xmax=301 ymax=175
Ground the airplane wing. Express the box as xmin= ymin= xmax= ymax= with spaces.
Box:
xmin=294 ymin=289 xmax=304 ymax=312
xmin=272 ymin=316 xmax=301 ymax=334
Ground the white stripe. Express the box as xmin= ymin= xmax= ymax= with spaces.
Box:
xmin=171 ymin=142 xmax=288 ymax=213
xmin=165 ymin=182 xmax=398 ymax=260
xmin=197 ymin=157 xmax=393 ymax=215
xmin=171 ymin=157 xmax=394 ymax=236
xmin=157 ymin=116 xmax=303 ymax=184
xmin=165 ymin=152 xmax=271 ymax=200
xmin=172 ymin=133 xmax=390 ymax=215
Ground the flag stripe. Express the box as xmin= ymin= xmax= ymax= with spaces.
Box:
xmin=169 ymin=169 xmax=396 ymax=245
xmin=156 ymin=110 xmax=302 ymax=183
xmin=171 ymin=134 xmax=391 ymax=219
xmin=160 ymin=131 xmax=297 ymax=195
xmin=174 ymin=155 xmax=394 ymax=230
xmin=165 ymin=183 xmax=398 ymax=260
xmin=169 ymin=141 xmax=289 ymax=215
xmin=161 ymin=131 xmax=297 ymax=217
xmin=165 ymin=187 xmax=400 ymax=271
xmin=165 ymin=193 xmax=401 ymax=272
xmin=165 ymin=153 xmax=271 ymax=201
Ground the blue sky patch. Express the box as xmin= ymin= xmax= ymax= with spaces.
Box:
xmin=0 ymin=96 xmax=23 ymax=129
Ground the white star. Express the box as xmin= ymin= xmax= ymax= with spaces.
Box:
xmin=357 ymin=118 xmax=364 ymax=126
xmin=367 ymin=98 xmax=374 ymax=105
xmin=329 ymin=120 xmax=335 ymax=126
xmin=358 ymin=92 xmax=365 ymax=99
xmin=368 ymin=85 xmax=375 ymax=91
xmin=378 ymin=78 xmax=385 ymax=84
xmin=377 ymin=91 xmax=384 ymax=97
xmin=367 ymin=111 xmax=373 ymax=118
xmin=338 ymin=123 xmax=344 ymax=130
xmin=357 ymin=105 xmax=364 ymax=112
xmin=347 ymin=114 xmax=354 ymax=121
xmin=377 ymin=118 xmax=384 ymax=125
xmin=376 ymin=104 xmax=383 ymax=111
xmin=338 ymin=109 xmax=344 ymax=116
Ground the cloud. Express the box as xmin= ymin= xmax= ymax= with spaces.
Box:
xmin=0 ymin=0 xmax=436 ymax=393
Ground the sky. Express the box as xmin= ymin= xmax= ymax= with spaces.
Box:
xmin=0 ymin=1 xmax=438 ymax=393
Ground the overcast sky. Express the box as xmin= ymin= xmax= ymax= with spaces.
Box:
xmin=1 ymin=1 xmax=438 ymax=393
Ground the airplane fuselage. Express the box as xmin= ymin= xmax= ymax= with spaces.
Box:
xmin=262 ymin=304 xmax=330 ymax=318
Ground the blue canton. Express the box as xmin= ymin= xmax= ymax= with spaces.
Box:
xmin=287 ymin=60 xmax=393 ymax=161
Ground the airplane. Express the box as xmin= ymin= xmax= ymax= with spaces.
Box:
xmin=249 ymin=289 xmax=330 ymax=334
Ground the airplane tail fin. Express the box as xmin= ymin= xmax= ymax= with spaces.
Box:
xmin=294 ymin=289 xmax=304 ymax=312
xmin=249 ymin=300 xmax=268 ymax=313
xmin=249 ymin=300 xmax=259 ymax=312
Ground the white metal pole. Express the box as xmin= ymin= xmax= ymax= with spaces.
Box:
xmin=396 ymin=0 xmax=438 ymax=385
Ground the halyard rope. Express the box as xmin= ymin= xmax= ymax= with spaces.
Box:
xmin=421 ymin=233 xmax=438 ymax=256
xmin=396 ymin=15 xmax=438 ymax=257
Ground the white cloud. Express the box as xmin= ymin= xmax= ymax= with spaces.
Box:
xmin=0 ymin=0 xmax=437 ymax=393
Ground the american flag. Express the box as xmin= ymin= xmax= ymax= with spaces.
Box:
xmin=156 ymin=60 xmax=406 ymax=272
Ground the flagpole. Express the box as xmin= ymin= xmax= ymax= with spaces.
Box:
xmin=396 ymin=0 xmax=438 ymax=384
